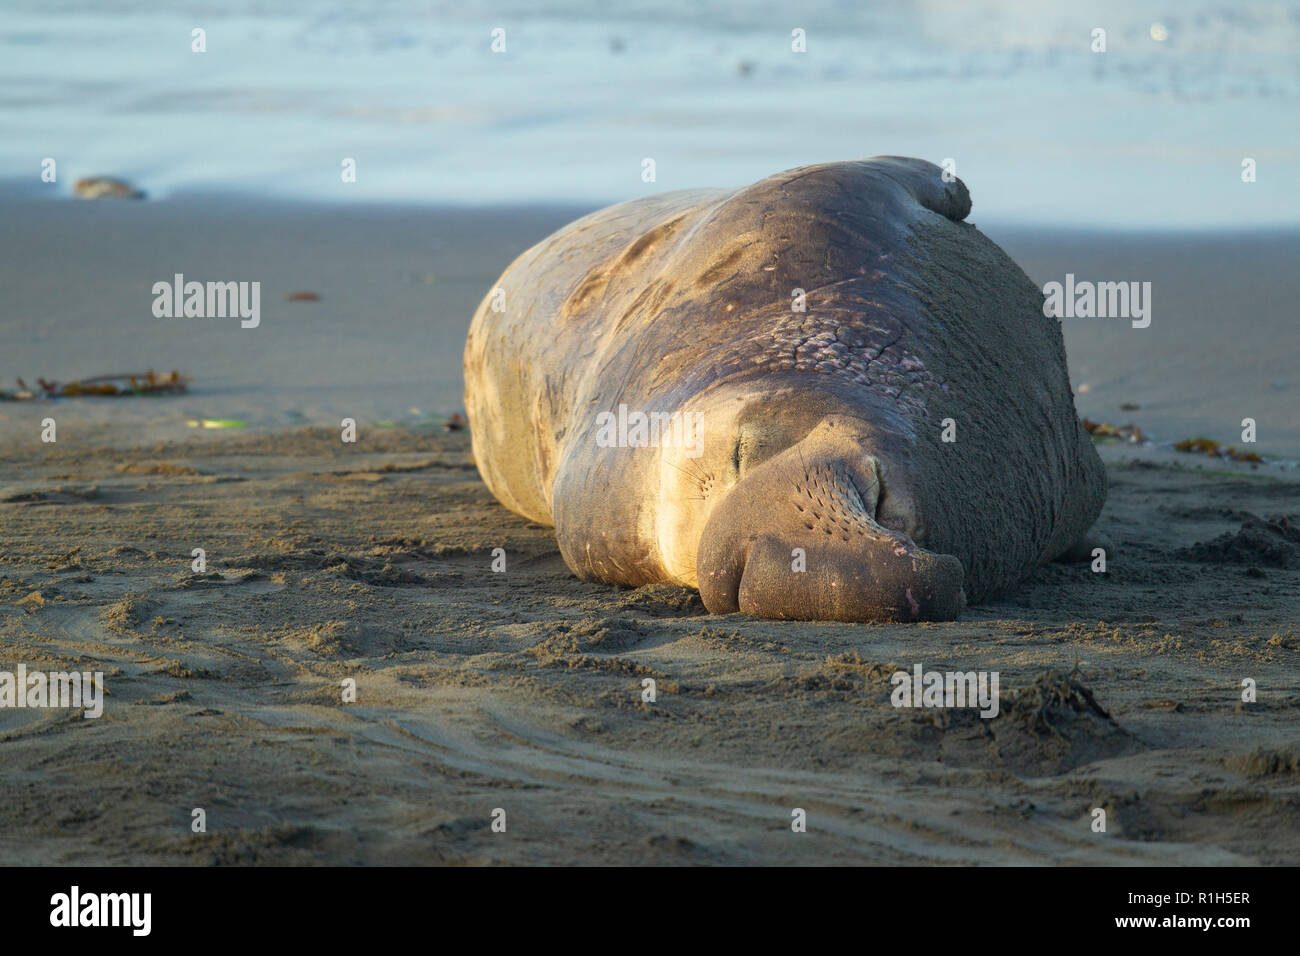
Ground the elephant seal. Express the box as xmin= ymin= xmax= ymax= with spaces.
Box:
xmin=464 ymin=157 xmax=1105 ymax=621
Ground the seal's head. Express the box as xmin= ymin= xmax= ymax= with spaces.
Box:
xmin=655 ymin=376 xmax=966 ymax=622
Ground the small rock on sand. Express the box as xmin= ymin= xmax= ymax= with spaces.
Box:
xmin=73 ymin=177 xmax=145 ymax=199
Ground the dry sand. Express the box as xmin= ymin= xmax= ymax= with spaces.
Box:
xmin=1 ymin=425 xmax=1297 ymax=865
xmin=1 ymin=196 xmax=1298 ymax=865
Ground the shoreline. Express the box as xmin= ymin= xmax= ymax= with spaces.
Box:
xmin=9 ymin=179 xmax=1300 ymax=236
xmin=3 ymin=190 xmax=1298 ymax=455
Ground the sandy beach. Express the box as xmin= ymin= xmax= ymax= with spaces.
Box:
xmin=1 ymin=425 xmax=1297 ymax=864
xmin=2 ymin=196 xmax=1298 ymax=865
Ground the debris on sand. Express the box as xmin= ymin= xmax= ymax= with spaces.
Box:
xmin=1173 ymin=436 xmax=1264 ymax=463
xmin=905 ymin=667 xmax=1130 ymax=774
xmin=1082 ymin=418 xmax=1146 ymax=444
xmin=1226 ymin=746 xmax=1300 ymax=777
xmin=115 ymin=461 xmax=201 ymax=477
xmin=73 ymin=177 xmax=145 ymax=199
xmin=998 ymin=668 xmax=1117 ymax=739
xmin=445 ymin=413 xmax=466 ymax=432
xmin=186 ymin=418 xmax=246 ymax=429
xmin=102 ymin=594 xmax=160 ymax=631
xmin=976 ymin=668 xmax=1131 ymax=773
xmin=1178 ymin=514 xmax=1300 ymax=568
xmin=0 ymin=370 xmax=189 ymax=400
xmin=283 ymin=620 xmax=393 ymax=658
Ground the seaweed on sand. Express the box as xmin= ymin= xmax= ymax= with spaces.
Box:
xmin=1 ymin=370 xmax=189 ymax=400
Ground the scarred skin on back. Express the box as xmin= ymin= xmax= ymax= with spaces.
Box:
xmin=464 ymin=157 xmax=1106 ymax=622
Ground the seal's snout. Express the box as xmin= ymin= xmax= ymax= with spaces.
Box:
xmin=717 ymin=533 xmax=966 ymax=622
xmin=695 ymin=438 xmax=966 ymax=622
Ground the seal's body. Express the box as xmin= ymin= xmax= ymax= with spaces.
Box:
xmin=464 ymin=158 xmax=1105 ymax=621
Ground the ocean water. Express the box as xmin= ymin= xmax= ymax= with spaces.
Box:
xmin=4 ymin=0 xmax=1299 ymax=227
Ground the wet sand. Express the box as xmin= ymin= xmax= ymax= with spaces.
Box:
xmin=2 ymin=194 xmax=1297 ymax=457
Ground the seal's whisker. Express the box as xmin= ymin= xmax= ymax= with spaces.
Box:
xmin=664 ymin=458 xmax=708 ymax=487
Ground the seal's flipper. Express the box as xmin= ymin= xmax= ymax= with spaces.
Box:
xmin=868 ymin=156 xmax=972 ymax=222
